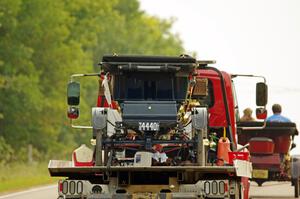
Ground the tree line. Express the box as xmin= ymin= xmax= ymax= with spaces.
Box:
xmin=0 ymin=0 xmax=184 ymax=164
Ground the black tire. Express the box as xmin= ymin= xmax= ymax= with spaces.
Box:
xmin=256 ymin=180 xmax=264 ymax=187
xmin=294 ymin=178 xmax=299 ymax=198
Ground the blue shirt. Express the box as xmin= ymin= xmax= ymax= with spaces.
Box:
xmin=266 ymin=113 xmax=291 ymax=123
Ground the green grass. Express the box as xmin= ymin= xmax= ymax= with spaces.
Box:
xmin=0 ymin=162 xmax=59 ymax=194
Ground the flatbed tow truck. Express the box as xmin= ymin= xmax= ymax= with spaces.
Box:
xmin=49 ymin=55 xmax=269 ymax=199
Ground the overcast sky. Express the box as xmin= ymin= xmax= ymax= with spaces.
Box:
xmin=140 ymin=0 xmax=300 ymax=152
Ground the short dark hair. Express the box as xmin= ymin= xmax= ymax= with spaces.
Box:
xmin=272 ymin=104 xmax=282 ymax=114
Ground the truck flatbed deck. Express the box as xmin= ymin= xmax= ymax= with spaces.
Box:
xmin=48 ymin=160 xmax=236 ymax=177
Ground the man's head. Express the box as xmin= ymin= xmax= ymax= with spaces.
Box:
xmin=272 ymin=104 xmax=282 ymax=114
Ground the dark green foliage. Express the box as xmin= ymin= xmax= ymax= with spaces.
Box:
xmin=0 ymin=0 xmax=184 ymax=163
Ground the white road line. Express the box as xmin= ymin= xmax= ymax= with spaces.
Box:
xmin=0 ymin=185 xmax=56 ymax=199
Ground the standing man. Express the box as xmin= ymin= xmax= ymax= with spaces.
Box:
xmin=267 ymin=104 xmax=291 ymax=122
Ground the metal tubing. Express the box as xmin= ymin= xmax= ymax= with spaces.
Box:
xmin=70 ymin=73 xmax=100 ymax=82
xmin=70 ymin=119 xmax=93 ymax=129
xmin=95 ymin=130 xmax=103 ymax=166
xmin=197 ymin=130 xmax=205 ymax=166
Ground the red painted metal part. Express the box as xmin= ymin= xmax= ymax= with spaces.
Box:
xmin=250 ymin=154 xmax=281 ymax=169
xmin=67 ymin=112 xmax=79 ymax=119
xmin=228 ymin=152 xmax=250 ymax=164
xmin=256 ymin=111 xmax=267 ymax=120
xmin=249 ymin=138 xmax=275 ymax=155
xmin=58 ymin=180 xmax=63 ymax=193
xmin=242 ymin=177 xmax=250 ymax=199
xmin=274 ymin=135 xmax=291 ymax=154
xmin=198 ymin=69 xmax=237 ymax=145
xmin=97 ymin=95 xmax=118 ymax=109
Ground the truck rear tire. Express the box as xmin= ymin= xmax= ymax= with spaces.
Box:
xmin=294 ymin=178 xmax=299 ymax=198
xmin=256 ymin=180 xmax=264 ymax=187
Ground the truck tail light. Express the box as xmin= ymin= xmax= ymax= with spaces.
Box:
xmin=224 ymin=181 xmax=228 ymax=192
xmin=67 ymin=106 xmax=79 ymax=119
xmin=256 ymin=108 xmax=267 ymax=120
xmin=58 ymin=180 xmax=63 ymax=193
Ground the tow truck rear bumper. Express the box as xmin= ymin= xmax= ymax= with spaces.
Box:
xmin=50 ymin=160 xmax=249 ymax=199
xmin=57 ymin=179 xmax=238 ymax=199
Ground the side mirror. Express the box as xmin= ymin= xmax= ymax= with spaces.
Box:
xmin=256 ymin=108 xmax=267 ymax=120
xmin=67 ymin=81 xmax=80 ymax=105
xmin=67 ymin=106 xmax=79 ymax=119
xmin=256 ymin=82 xmax=268 ymax=106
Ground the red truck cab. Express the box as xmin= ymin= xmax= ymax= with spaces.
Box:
xmin=196 ymin=69 xmax=238 ymax=144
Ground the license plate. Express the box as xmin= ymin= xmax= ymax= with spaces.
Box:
xmin=252 ymin=169 xmax=268 ymax=179
xmin=138 ymin=122 xmax=159 ymax=131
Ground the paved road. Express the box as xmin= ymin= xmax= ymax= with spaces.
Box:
xmin=250 ymin=181 xmax=295 ymax=199
xmin=0 ymin=181 xmax=296 ymax=199
xmin=0 ymin=185 xmax=57 ymax=199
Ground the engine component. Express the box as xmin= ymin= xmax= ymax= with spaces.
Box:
xmin=107 ymin=108 xmax=122 ymax=137
xmin=92 ymin=107 xmax=106 ymax=130
xmin=191 ymin=107 xmax=208 ymax=130
xmin=134 ymin=151 xmax=152 ymax=167
xmin=122 ymin=101 xmax=177 ymax=129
